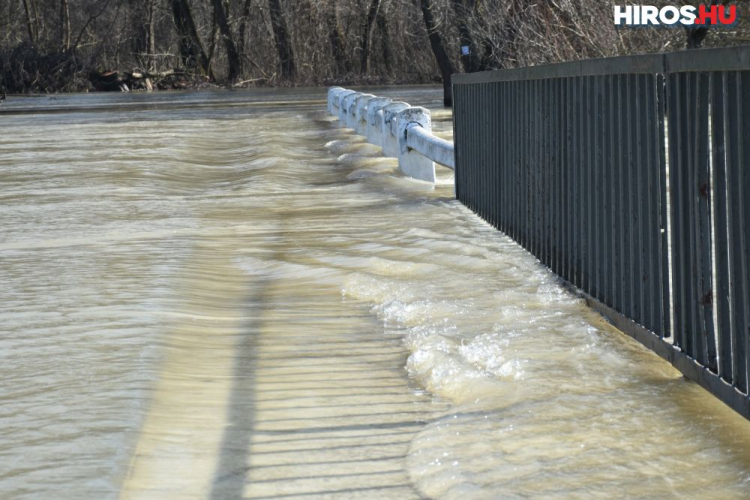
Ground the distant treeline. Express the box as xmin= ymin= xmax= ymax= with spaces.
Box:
xmin=0 ymin=0 xmax=747 ymax=102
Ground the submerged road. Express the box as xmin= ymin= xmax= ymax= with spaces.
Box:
xmin=1 ymin=88 xmax=750 ymax=499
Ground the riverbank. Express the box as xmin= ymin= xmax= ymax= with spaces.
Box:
xmin=0 ymin=44 xmax=439 ymax=95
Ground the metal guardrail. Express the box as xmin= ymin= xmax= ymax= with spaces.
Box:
xmin=452 ymin=45 xmax=750 ymax=420
xmin=327 ymin=87 xmax=455 ymax=182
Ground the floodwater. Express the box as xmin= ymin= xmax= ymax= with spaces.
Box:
xmin=1 ymin=88 xmax=749 ymax=499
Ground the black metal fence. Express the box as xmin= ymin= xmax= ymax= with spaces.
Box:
xmin=452 ymin=46 xmax=750 ymax=419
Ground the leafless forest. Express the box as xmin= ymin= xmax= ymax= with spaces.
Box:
xmin=0 ymin=0 xmax=748 ymax=99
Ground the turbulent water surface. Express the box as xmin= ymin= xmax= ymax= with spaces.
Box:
xmin=1 ymin=88 xmax=750 ymax=499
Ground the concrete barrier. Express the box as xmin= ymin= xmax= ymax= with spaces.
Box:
xmin=354 ymin=95 xmax=375 ymax=135
xmin=405 ymin=122 xmax=455 ymax=170
xmin=397 ymin=107 xmax=436 ymax=183
xmin=332 ymin=88 xmax=349 ymax=117
xmin=365 ymin=97 xmax=392 ymax=146
xmin=327 ymin=87 xmax=454 ymax=183
xmin=334 ymin=90 xmax=355 ymax=124
xmin=348 ymin=93 xmax=373 ymax=130
xmin=339 ymin=91 xmax=360 ymax=125
xmin=382 ymin=102 xmax=409 ymax=158
xmin=327 ymin=87 xmax=343 ymax=115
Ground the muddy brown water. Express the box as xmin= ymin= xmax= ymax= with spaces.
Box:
xmin=1 ymin=87 xmax=749 ymax=499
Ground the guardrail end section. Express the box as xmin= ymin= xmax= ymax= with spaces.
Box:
xmin=397 ymin=107 xmax=435 ymax=183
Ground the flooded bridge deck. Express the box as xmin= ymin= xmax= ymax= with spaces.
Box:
xmin=1 ymin=89 xmax=750 ymax=499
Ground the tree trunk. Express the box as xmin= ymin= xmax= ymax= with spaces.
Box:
xmin=377 ymin=9 xmax=392 ymax=75
xmin=419 ymin=0 xmax=454 ymax=106
xmin=207 ymin=8 xmax=219 ymax=71
xmin=146 ymin=0 xmax=156 ymax=71
xmin=132 ymin=0 xmax=155 ymax=71
xmin=268 ymin=0 xmax=295 ymax=80
xmin=171 ymin=0 xmax=212 ymax=77
xmin=60 ymin=0 xmax=70 ymax=50
xmin=451 ymin=0 xmax=480 ymax=73
xmin=31 ymin=0 xmax=42 ymax=45
xmin=359 ymin=0 xmax=381 ymax=74
xmin=22 ymin=0 xmax=36 ymax=44
xmin=326 ymin=1 xmax=349 ymax=75
xmin=238 ymin=0 xmax=253 ymax=55
xmin=212 ymin=0 xmax=242 ymax=81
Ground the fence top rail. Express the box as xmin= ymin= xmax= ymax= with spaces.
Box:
xmin=452 ymin=45 xmax=750 ymax=85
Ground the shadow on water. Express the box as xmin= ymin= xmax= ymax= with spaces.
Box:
xmin=209 ymin=277 xmax=266 ymax=500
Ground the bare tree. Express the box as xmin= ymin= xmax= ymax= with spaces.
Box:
xmin=21 ymin=0 xmax=37 ymax=44
xmin=418 ymin=0 xmax=454 ymax=106
xmin=268 ymin=0 xmax=295 ymax=80
xmin=171 ymin=0 xmax=211 ymax=76
xmin=376 ymin=7 xmax=392 ymax=75
xmin=238 ymin=0 xmax=253 ymax=56
xmin=359 ymin=0 xmax=381 ymax=74
xmin=326 ymin=1 xmax=349 ymax=74
xmin=60 ymin=0 xmax=70 ymax=50
xmin=1 ymin=0 xmax=749 ymax=94
xmin=212 ymin=0 xmax=242 ymax=81
xmin=451 ymin=0 xmax=480 ymax=72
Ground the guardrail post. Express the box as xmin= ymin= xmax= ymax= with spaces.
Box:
xmin=349 ymin=94 xmax=373 ymax=129
xmin=354 ymin=95 xmax=375 ymax=135
xmin=382 ymin=102 xmax=409 ymax=157
xmin=397 ymin=107 xmax=436 ymax=183
xmin=366 ymin=97 xmax=392 ymax=146
xmin=339 ymin=91 xmax=360 ymax=124
xmin=334 ymin=90 xmax=355 ymax=123
xmin=328 ymin=87 xmax=343 ymax=115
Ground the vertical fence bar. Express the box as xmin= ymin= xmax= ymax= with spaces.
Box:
xmin=669 ymin=73 xmax=685 ymax=351
xmin=623 ymin=74 xmax=635 ymax=321
xmin=572 ymin=76 xmax=581 ymax=287
xmin=741 ymin=71 xmax=750 ymax=392
xmin=532 ymin=78 xmax=538 ymax=254
xmin=580 ymin=75 xmax=588 ymax=289
xmin=689 ymin=73 xmax=703 ymax=362
xmin=634 ymin=74 xmax=646 ymax=327
xmin=484 ymin=82 xmax=490 ymax=222
xmin=568 ymin=76 xmax=576 ymax=285
xmin=486 ymin=82 xmax=493 ymax=224
xmin=510 ymin=81 xmax=517 ymax=240
xmin=617 ymin=74 xmax=626 ymax=314
xmin=553 ymin=78 xmax=563 ymax=276
xmin=537 ymin=80 xmax=549 ymax=264
xmin=736 ymin=71 xmax=750 ymax=392
xmin=712 ymin=71 xmax=733 ymax=381
xmin=546 ymin=77 xmax=555 ymax=270
xmin=642 ymin=75 xmax=658 ymax=335
xmin=523 ymin=79 xmax=531 ymax=252
xmin=646 ymin=74 xmax=659 ymax=335
xmin=583 ymin=75 xmax=593 ymax=296
xmin=500 ymin=82 xmax=508 ymax=234
xmin=657 ymin=74 xmax=671 ymax=339
xmin=605 ymin=75 xmax=616 ymax=309
xmin=593 ymin=76 xmax=607 ymax=302
xmin=697 ymin=72 xmax=718 ymax=370
xmin=561 ymin=77 xmax=568 ymax=276
xmin=726 ymin=70 xmax=748 ymax=391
